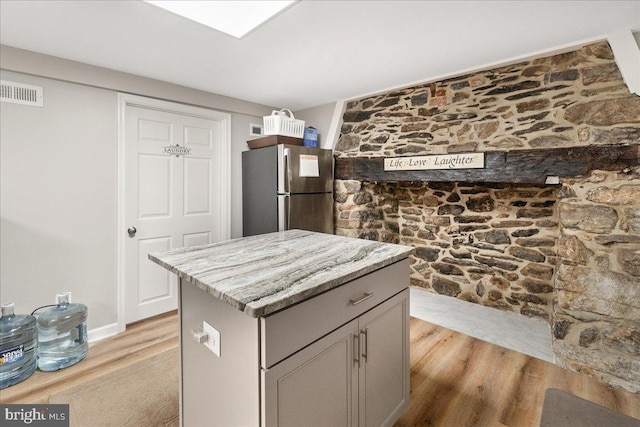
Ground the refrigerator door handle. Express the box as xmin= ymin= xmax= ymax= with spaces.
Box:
xmin=278 ymin=194 xmax=291 ymax=231
xmin=283 ymin=147 xmax=291 ymax=194
xmin=285 ymin=194 xmax=291 ymax=230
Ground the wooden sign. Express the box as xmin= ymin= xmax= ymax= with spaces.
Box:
xmin=384 ymin=153 xmax=485 ymax=171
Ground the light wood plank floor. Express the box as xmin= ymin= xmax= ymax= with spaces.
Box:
xmin=1 ymin=311 xmax=180 ymax=427
xmin=394 ymin=317 xmax=640 ymax=427
xmin=3 ymin=313 xmax=639 ymax=427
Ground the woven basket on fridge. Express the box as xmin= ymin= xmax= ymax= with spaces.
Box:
xmin=263 ymin=109 xmax=305 ymax=138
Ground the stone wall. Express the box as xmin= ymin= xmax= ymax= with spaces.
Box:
xmin=335 ymin=181 xmax=559 ymax=320
xmin=333 ymin=41 xmax=640 ymax=393
xmin=554 ymin=167 xmax=640 ymax=392
xmin=336 ymin=41 xmax=639 ymax=157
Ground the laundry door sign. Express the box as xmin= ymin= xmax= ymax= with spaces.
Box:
xmin=163 ymin=144 xmax=192 ymax=157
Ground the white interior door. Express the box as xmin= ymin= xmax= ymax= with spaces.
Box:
xmin=121 ymin=96 xmax=230 ymax=325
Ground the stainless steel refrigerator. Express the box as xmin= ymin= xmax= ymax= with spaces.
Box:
xmin=242 ymin=144 xmax=334 ymax=237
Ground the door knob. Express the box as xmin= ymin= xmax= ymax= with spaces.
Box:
xmin=127 ymin=226 xmax=137 ymax=237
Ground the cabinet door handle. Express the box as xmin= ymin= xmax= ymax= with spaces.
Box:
xmin=361 ymin=329 xmax=368 ymax=362
xmin=349 ymin=292 xmax=374 ymax=306
xmin=353 ymin=333 xmax=360 ymax=366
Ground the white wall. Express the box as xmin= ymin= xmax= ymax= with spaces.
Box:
xmin=231 ymin=114 xmax=266 ymax=237
xmin=293 ymin=102 xmax=337 ymax=147
xmin=1 ymin=70 xmax=118 ymax=328
xmin=0 ymin=47 xmax=274 ymax=335
xmin=608 ymin=30 xmax=640 ymax=96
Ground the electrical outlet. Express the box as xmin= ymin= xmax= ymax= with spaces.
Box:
xmin=202 ymin=321 xmax=221 ymax=357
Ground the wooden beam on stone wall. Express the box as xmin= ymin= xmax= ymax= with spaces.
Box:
xmin=334 ymin=145 xmax=639 ymax=184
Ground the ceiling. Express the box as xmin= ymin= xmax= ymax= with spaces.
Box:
xmin=1 ymin=1 xmax=639 ymax=111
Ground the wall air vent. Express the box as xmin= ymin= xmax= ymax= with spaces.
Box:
xmin=1 ymin=80 xmax=44 ymax=107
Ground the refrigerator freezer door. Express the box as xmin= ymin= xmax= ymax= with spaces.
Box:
xmin=278 ymin=193 xmax=334 ymax=234
xmin=243 ymin=147 xmax=278 ymax=237
xmin=277 ymin=145 xmax=333 ymax=194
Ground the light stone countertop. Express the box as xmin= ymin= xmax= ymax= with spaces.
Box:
xmin=149 ymin=229 xmax=414 ymax=318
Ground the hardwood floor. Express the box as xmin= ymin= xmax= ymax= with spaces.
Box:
xmin=394 ymin=317 xmax=640 ymax=427
xmin=3 ymin=313 xmax=638 ymax=427
xmin=1 ymin=311 xmax=179 ymax=427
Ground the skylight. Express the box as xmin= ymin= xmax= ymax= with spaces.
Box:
xmin=144 ymin=1 xmax=297 ymax=39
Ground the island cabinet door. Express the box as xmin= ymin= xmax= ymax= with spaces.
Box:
xmin=261 ymin=288 xmax=410 ymax=427
xmin=358 ymin=289 xmax=410 ymax=427
xmin=261 ymin=319 xmax=360 ymax=427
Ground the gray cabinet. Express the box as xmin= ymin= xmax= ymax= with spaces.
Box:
xmin=262 ymin=290 xmax=409 ymax=427
xmin=359 ymin=291 xmax=409 ymax=427
xmin=180 ymin=281 xmax=259 ymax=427
xmin=179 ymin=259 xmax=410 ymax=427
xmin=262 ymin=319 xmax=359 ymax=426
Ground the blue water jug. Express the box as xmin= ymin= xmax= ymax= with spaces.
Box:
xmin=37 ymin=293 xmax=88 ymax=371
xmin=0 ymin=303 xmax=37 ymax=389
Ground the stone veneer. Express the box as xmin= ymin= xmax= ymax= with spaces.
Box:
xmin=335 ymin=181 xmax=560 ymax=320
xmin=554 ymin=167 xmax=640 ymax=392
xmin=336 ymin=42 xmax=640 ymax=157
xmin=333 ymin=41 xmax=640 ymax=393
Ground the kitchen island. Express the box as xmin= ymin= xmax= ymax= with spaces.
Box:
xmin=149 ymin=229 xmax=414 ymax=427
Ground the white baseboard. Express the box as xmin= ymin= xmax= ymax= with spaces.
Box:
xmin=88 ymin=322 xmax=119 ymax=344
